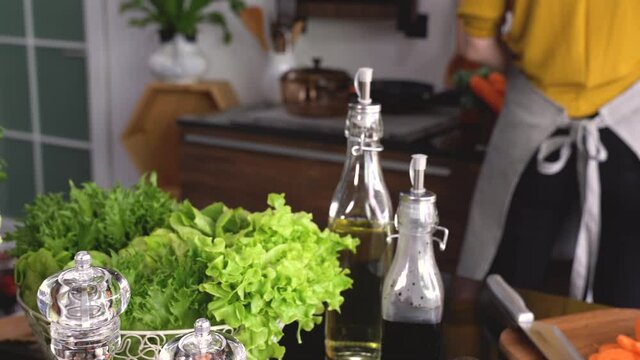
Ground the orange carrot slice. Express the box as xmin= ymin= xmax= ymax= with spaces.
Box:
xmin=599 ymin=348 xmax=635 ymax=360
xmin=636 ymin=318 xmax=640 ymax=341
xmin=589 ymin=354 xmax=599 ymax=360
xmin=599 ymin=343 xmax=621 ymax=352
xmin=617 ymin=335 xmax=638 ymax=353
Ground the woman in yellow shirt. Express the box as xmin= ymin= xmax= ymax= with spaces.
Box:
xmin=456 ymin=0 xmax=640 ymax=306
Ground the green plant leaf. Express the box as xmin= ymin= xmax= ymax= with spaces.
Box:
xmin=229 ymin=0 xmax=246 ymax=14
xmin=206 ymin=11 xmax=226 ymax=26
xmin=128 ymin=16 xmax=156 ymax=27
xmin=205 ymin=11 xmax=233 ymax=43
xmin=119 ymin=0 xmax=146 ymax=13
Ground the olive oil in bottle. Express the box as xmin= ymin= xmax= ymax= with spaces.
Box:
xmin=325 ymin=68 xmax=393 ymax=360
xmin=326 ymin=220 xmax=392 ymax=359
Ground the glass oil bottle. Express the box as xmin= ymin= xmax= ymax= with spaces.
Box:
xmin=325 ymin=67 xmax=393 ymax=360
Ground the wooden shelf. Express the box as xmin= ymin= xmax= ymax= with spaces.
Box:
xmin=293 ymin=0 xmax=426 ymax=37
xmin=297 ymin=1 xmax=397 ymax=19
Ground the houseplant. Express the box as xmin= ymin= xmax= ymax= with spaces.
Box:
xmin=119 ymin=0 xmax=246 ymax=83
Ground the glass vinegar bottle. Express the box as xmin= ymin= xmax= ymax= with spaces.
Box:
xmin=325 ymin=68 xmax=393 ymax=360
xmin=381 ymin=154 xmax=449 ymax=360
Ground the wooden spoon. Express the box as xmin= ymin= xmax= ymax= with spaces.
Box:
xmin=240 ymin=6 xmax=269 ymax=52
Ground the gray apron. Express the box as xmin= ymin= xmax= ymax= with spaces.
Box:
xmin=456 ymin=70 xmax=640 ymax=301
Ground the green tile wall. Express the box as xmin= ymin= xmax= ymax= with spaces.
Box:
xmin=0 ymin=138 xmax=35 ymax=218
xmin=42 ymin=144 xmax=90 ymax=194
xmin=37 ymin=47 xmax=88 ymax=140
xmin=0 ymin=0 xmax=24 ymax=36
xmin=32 ymin=0 xmax=84 ymax=41
xmin=0 ymin=44 xmax=31 ymax=132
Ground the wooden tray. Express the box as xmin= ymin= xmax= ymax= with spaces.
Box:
xmin=500 ymin=308 xmax=640 ymax=359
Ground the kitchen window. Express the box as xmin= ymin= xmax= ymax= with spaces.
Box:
xmin=0 ymin=0 xmax=110 ymax=221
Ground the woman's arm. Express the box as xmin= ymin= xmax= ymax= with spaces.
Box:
xmin=456 ymin=0 xmax=509 ymax=72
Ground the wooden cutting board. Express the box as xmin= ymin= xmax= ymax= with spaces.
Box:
xmin=500 ymin=308 xmax=640 ymax=359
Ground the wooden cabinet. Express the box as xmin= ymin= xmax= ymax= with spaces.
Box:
xmin=178 ymin=122 xmax=480 ymax=273
xmin=121 ymin=82 xmax=238 ymax=197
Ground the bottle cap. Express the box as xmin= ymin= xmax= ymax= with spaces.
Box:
xmin=354 ymin=67 xmax=373 ymax=105
xmin=346 ymin=67 xmax=382 ymax=140
xmin=410 ymin=154 xmax=428 ymax=194
xmin=398 ymin=154 xmax=437 ymax=234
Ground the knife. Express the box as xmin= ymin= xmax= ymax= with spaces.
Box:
xmin=486 ymin=274 xmax=584 ymax=360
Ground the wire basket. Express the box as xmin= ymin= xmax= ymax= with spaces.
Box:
xmin=17 ymin=292 xmax=233 ymax=360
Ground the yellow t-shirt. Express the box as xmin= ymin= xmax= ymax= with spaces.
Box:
xmin=458 ymin=0 xmax=640 ymax=117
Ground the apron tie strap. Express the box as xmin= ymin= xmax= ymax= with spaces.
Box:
xmin=536 ymin=119 xmax=608 ymax=302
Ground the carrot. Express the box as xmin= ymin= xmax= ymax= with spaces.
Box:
xmin=636 ymin=317 xmax=640 ymax=341
xmin=599 ymin=343 xmax=621 ymax=352
xmin=598 ymin=348 xmax=635 ymax=360
xmin=487 ymin=72 xmax=507 ymax=94
xmin=589 ymin=354 xmax=600 ymax=360
xmin=617 ymin=335 xmax=639 ymax=353
xmin=469 ymin=75 xmax=504 ymax=113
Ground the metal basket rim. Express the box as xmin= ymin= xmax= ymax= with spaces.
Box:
xmin=16 ymin=290 xmax=230 ymax=336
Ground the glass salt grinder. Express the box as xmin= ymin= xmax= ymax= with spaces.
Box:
xmin=159 ymin=318 xmax=247 ymax=360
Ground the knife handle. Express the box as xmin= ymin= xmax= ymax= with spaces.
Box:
xmin=486 ymin=274 xmax=535 ymax=324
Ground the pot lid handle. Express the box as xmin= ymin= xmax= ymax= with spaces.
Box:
xmin=354 ymin=67 xmax=373 ymax=105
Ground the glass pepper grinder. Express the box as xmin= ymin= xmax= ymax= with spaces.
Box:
xmin=37 ymin=251 xmax=131 ymax=360
xmin=159 ymin=318 xmax=247 ymax=360
xmin=381 ymin=154 xmax=449 ymax=360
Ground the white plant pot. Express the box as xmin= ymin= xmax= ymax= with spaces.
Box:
xmin=149 ymin=35 xmax=207 ymax=84
xmin=262 ymin=50 xmax=296 ymax=104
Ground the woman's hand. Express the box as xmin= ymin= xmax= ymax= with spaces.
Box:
xmin=461 ymin=36 xmax=507 ymax=72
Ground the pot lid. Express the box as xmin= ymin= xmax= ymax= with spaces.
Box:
xmin=282 ymin=57 xmax=351 ymax=81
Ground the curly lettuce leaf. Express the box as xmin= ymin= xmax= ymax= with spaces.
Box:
xmin=14 ymin=248 xmax=70 ymax=311
xmin=199 ymin=194 xmax=358 ymax=359
xmin=11 ymin=174 xmax=177 ymax=313
xmin=9 ymin=174 xmax=176 ymax=258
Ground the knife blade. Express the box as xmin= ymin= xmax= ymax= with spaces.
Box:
xmin=486 ymin=274 xmax=584 ymax=360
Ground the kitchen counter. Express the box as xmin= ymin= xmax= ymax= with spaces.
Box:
xmin=1 ymin=274 xmax=604 ymax=360
xmin=178 ymin=105 xmax=465 ymax=156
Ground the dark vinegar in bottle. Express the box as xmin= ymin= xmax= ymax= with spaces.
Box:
xmin=382 ymin=320 xmax=441 ymax=359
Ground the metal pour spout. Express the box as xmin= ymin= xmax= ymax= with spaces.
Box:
xmin=410 ymin=154 xmax=427 ymax=194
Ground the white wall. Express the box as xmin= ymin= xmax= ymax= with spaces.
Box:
xmin=105 ymin=0 xmax=458 ymax=186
